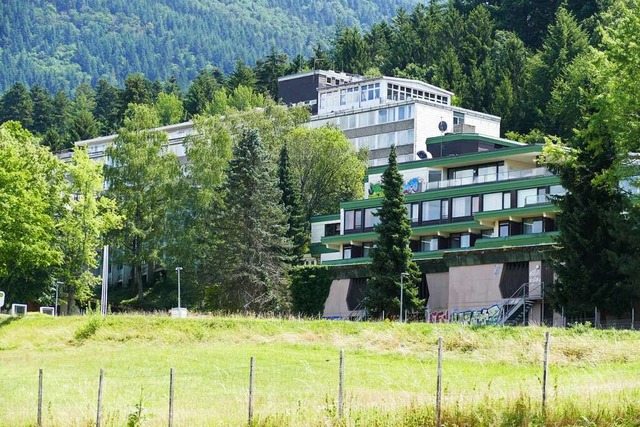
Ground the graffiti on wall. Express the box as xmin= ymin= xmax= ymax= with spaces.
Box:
xmin=428 ymin=310 xmax=449 ymax=323
xmin=402 ymin=177 xmax=423 ymax=194
xmin=368 ymin=182 xmax=383 ymax=198
xmin=450 ymin=305 xmax=501 ymax=326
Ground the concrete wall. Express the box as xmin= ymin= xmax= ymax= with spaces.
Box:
xmin=426 ymin=272 xmax=449 ymax=311
xmin=448 ymin=263 xmax=503 ymax=312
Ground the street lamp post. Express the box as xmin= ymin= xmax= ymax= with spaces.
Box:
xmin=55 ymin=281 xmax=63 ymax=317
xmin=400 ymin=272 xmax=409 ymax=323
xmin=175 ymin=267 xmax=183 ymax=310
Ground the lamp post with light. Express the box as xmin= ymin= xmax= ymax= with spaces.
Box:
xmin=55 ymin=281 xmax=64 ymax=317
xmin=175 ymin=267 xmax=183 ymax=310
xmin=399 ymin=272 xmax=409 ymax=322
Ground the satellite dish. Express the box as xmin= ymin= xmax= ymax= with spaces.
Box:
xmin=416 ymin=150 xmax=433 ymax=160
xmin=438 ymin=121 xmax=448 ymax=132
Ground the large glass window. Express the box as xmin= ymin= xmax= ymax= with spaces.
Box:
xmin=409 ymin=204 xmax=419 ymax=223
xmin=354 ymin=209 xmax=362 ymax=229
xmin=421 ymin=237 xmax=439 ymax=252
xmin=452 ymin=196 xmax=472 ymax=218
xmin=344 ymin=210 xmax=354 ymax=231
xmin=450 ymin=233 xmax=471 ymax=249
xmin=441 ymin=199 xmax=449 ymax=220
xmin=499 ymin=221 xmax=510 ymax=237
xmin=523 ymin=218 xmax=544 ymax=234
xmin=364 ymin=208 xmax=380 ymax=228
xmin=483 ymin=193 xmax=503 ymax=211
xmin=517 ymin=188 xmax=538 ymax=207
xmin=343 ymin=246 xmax=352 ymax=259
xmin=422 ymin=200 xmax=441 ymax=221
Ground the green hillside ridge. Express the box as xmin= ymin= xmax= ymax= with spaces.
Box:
xmin=0 ymin=0 xmax=419 ymax=93
xmin=1 ymin=314 xmax=639 ymax=426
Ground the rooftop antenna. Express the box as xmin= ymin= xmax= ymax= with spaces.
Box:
xmin=438 ymin=118 xmax=447 ymax=157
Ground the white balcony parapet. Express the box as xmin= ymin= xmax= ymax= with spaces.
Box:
xmin=425 ymin=167 xmax=552 ymax=191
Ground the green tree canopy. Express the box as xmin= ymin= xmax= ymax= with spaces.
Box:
xmin=364 ymin=146 xmax=423 ymax=318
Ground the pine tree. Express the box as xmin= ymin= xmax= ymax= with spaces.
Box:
xmin=278 ymin=144 xmax=308 ymax=264
xmin=214 ymin=129 xmax=291 ymax=311
xmin=364 ymin=146 xmax=423 ymax=318
xmin=0 ymin=83 xmax=33 ymax=128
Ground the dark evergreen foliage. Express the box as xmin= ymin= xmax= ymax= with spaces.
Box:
xmin=278 ymin=144 xmax=309 ymax=264
xmin=364 ymin=146 xmax=423 ymax=318
xmin=289 ymin=265 xmax=334 ymax=316
xmin=214 ymin=128 xmax=291 ymax=311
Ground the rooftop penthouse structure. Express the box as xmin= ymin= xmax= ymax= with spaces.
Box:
xmin=279 ymin=71 xmax=501 ymax=166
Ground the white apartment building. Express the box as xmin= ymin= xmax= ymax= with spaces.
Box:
xmin=304 ymin=75 xmax=501 ymax=166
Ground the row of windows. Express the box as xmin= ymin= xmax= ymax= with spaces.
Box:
xmin=342 ymin=216 xmax=555 ymax=259
xmin=353 ymin=129 xmax=415 ymax=151
xmin=315 ymin=104 xmax=414 ymax=130
xmin=320 ymin=83 xmax=382 ymax=110
xmin=387 ymin=83 xmax=449 ymax=105
xmin=345 ymin=186 xmax=563 ymax=233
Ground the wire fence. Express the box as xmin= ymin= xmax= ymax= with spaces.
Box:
xmin=3 ymin=331 xmax=639 ymax=426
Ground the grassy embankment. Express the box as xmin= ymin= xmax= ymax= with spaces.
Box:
xmin=1 ymin=314 xmax=639 ymax=426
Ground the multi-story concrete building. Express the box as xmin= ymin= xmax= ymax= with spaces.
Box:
xmin=279 ymin=71 xmax=501 ymax=166
xmin=312 ymin=133 xmax=564 ymax=325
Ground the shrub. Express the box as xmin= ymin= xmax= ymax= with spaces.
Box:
xmin=289 ymin=265 xmax=333 ymax=316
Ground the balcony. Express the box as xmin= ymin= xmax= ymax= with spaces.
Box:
xmin=425 ymin=167 xmax=552 ymax=191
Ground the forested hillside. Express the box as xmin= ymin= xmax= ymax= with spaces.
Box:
xmin=0 ymin=0 xmax=419 ymax=93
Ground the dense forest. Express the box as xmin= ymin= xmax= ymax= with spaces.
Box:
xmin=0 ymin=0 xmax=610 ymax=149
xmin=0 ymin=0 xmax=419 ymax=93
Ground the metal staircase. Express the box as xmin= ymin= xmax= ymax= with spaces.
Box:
xmin=497 ymin=282 xmax=542 ymax=326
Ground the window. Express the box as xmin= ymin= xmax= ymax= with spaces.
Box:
xmin=344 ymin=210 xmax=354 ymax=231
xmin=450 ymin=233 xmax=471 ymax=249
xmin=343 ymin=246 xmax=352 ymax=259
xmin=364 ymin=208 xmax=380 ymax=228
xmin=441 ymin=200 xmax=449 ymax=220
xmin=472 ymin=196 xmax=480 ymax=214
xmin=354 ymin=209 xmax=362 ymax=230
xmin=503 ymin=192 xmax=511 ymax=209
xmin=428 ymin=170 xmax=442 ymax=183
xmin=398 ymin=105 xmax=413 ymax=120
xmin=523 ymin=218 xmax=543 ymax=234
xmin=517 ymin=188 xmax=538 ymax=207
xmin=483 ymin=193 xmax=503 ymax=211
xmin=409 ymin=204 xmax=419 ymax=223
xmin=499 ymin=221 xmax=510 ymax=237
xmin=452 ymin=196 xmax=472 ymax=218
xmin=363 ymin=242 xmax=374 ymax=258
xmin=422 ymin=200 xmax=441 ymax=222
xmin=421 ymin=237 xmax=439 ymax=252
xmin=378 ymin=109 xmax=388 ymax=123
xmin=453 ymin=112 xmax=464 ymax=125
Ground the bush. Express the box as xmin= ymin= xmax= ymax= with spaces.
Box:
xmin=289 ymin=265 xmax=334 ymax=316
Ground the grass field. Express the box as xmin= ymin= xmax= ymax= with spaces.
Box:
xmin=1 ymin=314 xmax=640 ymax=426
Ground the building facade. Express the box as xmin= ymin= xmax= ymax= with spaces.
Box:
xmin=279 ymin=71 xmax=501 ymax=166
xmin=312 ymin=134 xmax=564 ymax=325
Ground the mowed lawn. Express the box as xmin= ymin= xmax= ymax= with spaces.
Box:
xmin=1 ymin=314 xmax=640 ymax=426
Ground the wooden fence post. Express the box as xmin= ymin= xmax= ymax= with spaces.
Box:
xmin=96 ymin=368 xmax=104 ymax=427
xmin=436 ymin=337 xmax=443 ymax=427
xmin=248 ymin=357 xmax=255 ymax=425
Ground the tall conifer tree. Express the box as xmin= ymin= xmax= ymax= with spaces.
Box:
xmin=365 ymin=146 xmax=423 ymax=318
xmin=215 ymin=129 xmax=291 ymax=311
xmin=278 ymin=144 xmax=308 ymax=264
